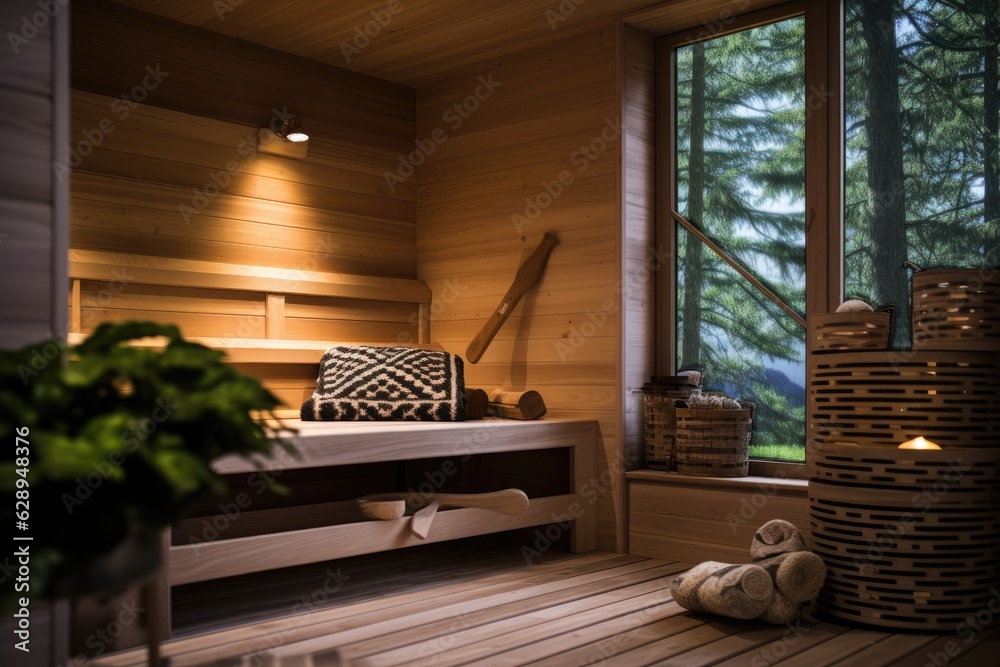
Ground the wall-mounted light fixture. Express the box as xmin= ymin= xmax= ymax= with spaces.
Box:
xmin=257 ymin=111 xmax=309 ymax=158
xmin=277 ymin=114 xmax=309 ymax=143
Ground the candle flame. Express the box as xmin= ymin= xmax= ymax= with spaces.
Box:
xmin=898 ymin=436 xmax=941 ymax=450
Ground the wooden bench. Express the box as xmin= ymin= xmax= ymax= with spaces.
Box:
xmin=66 ymin=251 xmax=599 ymax=639
xmin=136 ymin=417 xmax=598 ymax=638
xmin=173 ymin=418 xmax=598 ymax=586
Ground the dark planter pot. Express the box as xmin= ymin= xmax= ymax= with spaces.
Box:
xmin=49 ymin=528 xmax=163 ymax=602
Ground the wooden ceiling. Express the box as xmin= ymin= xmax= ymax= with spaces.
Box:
xmin=104 ymin=0 xmax=788 ymax=87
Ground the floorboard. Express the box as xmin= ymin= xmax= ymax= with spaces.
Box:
xmin=90 ymin=542 xmax=999 ymax=667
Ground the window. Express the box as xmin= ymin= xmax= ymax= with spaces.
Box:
xmin=844 ymin=0 xmax=1000 ymax=346
xmin=657 ymin=0 xmax=998 ymax=471
xmin=662 ymin=7 xmax=811 ymax=465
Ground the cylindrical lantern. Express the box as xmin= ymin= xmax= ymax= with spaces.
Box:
xmin=808 ymin=350 xmax=1000 ymax=449
xmin=911 ymin=268 xmax=1000 ymax=352
xmin=809 ymin=442 xmax=1000 ymax=630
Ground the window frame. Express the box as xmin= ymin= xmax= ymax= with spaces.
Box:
xmin=654 ymin=0 xmax=844 ymax=478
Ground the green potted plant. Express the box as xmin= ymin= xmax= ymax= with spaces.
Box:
xmin=0 ymin=321 xmax=293 ymax=611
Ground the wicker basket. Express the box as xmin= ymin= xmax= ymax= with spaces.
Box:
xmin=810 ymin=311 xmax=891 ymax=352
xmin=912 ymin=268 xmax=1000 ymax=352
xmin=674 ymin=400 xmax=754 ymax=477
xmin=643 ymin=384 xmax=699 ymax=470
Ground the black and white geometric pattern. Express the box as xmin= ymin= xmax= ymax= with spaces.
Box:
xmin=301 ymin=345 xmax=466 ymax=421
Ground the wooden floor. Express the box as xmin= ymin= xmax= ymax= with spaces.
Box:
xmin=94 ymin=536 xmax=1000 ymax=667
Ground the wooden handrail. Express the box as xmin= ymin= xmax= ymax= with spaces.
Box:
xmin=671 ymin=211 xmax=807 ymax=328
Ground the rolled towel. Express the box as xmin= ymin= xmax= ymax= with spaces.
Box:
xmin=670 ymin=562 xmax=774 ymax=620
xmin=757 ymin=591 xmax=802 ymax=625
xmin=751 ymin=519 xmax=807 ymax=561
xmin=755 ymin=551 xmax=826 ymax=604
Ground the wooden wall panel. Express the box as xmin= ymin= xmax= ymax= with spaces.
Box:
xmin=72 ymin=2 xmax=413 ymax=135
xmin=621 ymin=25 xmax=657 ymax=486
xmin=0 ymin=0 xmax=68 ymax=350
xmin=0 ymin=7 xmax=69 ymax=665
xmin=623 ymin=0 xmax=792 ymax=36
xmin=628 ymin=475 xmax=810 ymax=564
xmin=69 ymin=0 xmax=418 ymax=342
xmin=415 ymin=24 xmax=626 ymax=551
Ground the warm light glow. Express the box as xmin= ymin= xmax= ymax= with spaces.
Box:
xmin=285 ymin=130 xmax=309 ymax=143
xmin=898 ymin=436 xmax=941 ymax=450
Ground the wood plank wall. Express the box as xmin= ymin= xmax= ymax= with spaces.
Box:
xmin=68 ymin=0 xmax=418 ymax=347
xmin=415 ymin=23 xmax=637 ymax=552
xmin=0 ymin=4 xmax=69 ymax=662
xmin=67 ymin=1 xmax=661 ymax=549
xmin=0 ymin=0 xmax=68 ymax=349
xmin=629 ymin=475 xmax=810 ymax=564
xmin=621 ymin=26 xmax=658 ymax=489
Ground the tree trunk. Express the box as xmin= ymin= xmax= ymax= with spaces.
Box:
xmin=681 ymin=42 xmax=707 ymax=369
xmin=861 ymin=0 xmax=910 ymax=348
xmin=983 ymin=0 xmax=1000 ymax=259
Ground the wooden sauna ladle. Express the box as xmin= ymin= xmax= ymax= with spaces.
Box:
xmin=466 ymin=232 xmax=558 ymax=363
xmin=410 ymin=489 xmax=529 ymax=539
xmin=357 ymin=489 xmax=529 ymax=536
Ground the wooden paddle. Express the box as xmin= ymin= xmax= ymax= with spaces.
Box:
xmin=357 ymin=488 xmax=530 ymax=528
xmin=466 ymin=232 xmax=559 ymax=364
xmin=410 ymin=489 xmax=529 ymax=539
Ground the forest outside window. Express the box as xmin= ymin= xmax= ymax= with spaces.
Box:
xmin=658 ymin=0 xmax=999 ymax=469
xmin=664 ymin=7 xmax=810 ymax=465
xmin=845 ymin=0 xmax=999 ymax=345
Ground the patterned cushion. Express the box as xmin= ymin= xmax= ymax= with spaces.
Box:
xmin=301 ymin=345 xmax=466 ymax=421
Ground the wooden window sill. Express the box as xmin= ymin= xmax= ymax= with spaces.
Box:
xmin=625 ymin=469 xmax=808 ymax=493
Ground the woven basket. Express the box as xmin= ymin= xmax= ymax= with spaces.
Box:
xmin=674 ymin=400 xmax=754 ymax=477
xmin=810 ymin=311 xmax=891 ymax=352
xmin=643 ymin=385 xmax=698 ymax=470
xmin=912 ymin=268 xmax=1000 ymax=352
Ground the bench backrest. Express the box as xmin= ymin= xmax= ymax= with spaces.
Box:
xmin=68 ymin=250 xmax=434 ymax=413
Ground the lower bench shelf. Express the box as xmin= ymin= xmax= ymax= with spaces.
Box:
xmin=157 ymin=416 xmax=599 ymax=635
